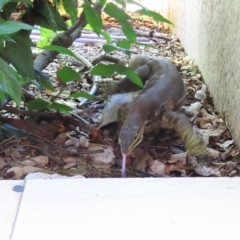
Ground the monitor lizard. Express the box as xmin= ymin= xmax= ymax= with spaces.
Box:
xmin=100 ymin=54 xmax=208 ymax=177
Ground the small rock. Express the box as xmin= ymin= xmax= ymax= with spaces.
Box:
xmin=149 ymin=160 xmax=166 ymax=176
xmin=88 ymin=145 xmax=115 ymax=169
xmin=23 ymin=155 xmax=49 ymax=166
xmin=79 ymin=136 xmax=90 ymax=148
xmin=229 ymin=170 xmax=237 ymax=177
xmin=23 ymin=166 xmax=40 ymax=174
xmin=6 ymin=167 xmax=24 ymax=179
xmin=65 ymin=137 xmax=78 ymax=146
xmin=63 ymin=157 xmax=78 ymax=164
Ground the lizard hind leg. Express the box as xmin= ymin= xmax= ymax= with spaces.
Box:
xmin=160 ymin=111 xmax=209 ymax=165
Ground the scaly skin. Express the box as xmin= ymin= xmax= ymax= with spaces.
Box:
xmin=101 ymin=55 xmax=208 ymax=177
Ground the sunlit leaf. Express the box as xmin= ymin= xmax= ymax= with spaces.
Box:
xmin=57 ymin=67 xmax=81 ymax=83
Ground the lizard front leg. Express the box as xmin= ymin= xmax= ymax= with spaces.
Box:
xmin=160 ymin=111 xmax=208 ymax=165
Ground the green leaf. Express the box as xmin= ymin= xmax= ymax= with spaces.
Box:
xmin=34 ymin=69 xmax=54 ymax=91
xmin=0 ymin=19 xmax=35 ymax=35
xmin=83 ymin=2 xmax=102 ymax=34
xmin=27 ymin=98 xmax=50 ymax=110
xmin=47 ymin=102 xmax=73 ymax=113
xmin=71 ymin=92 xmax=108 ymax=101
xmin=2 ymin=2 xmax=18 ymax=19
xmin=91 ymin=64 xmax=116 ymax=76
xmin=0 ymin=0 xmax=32 ymax=10
xmin=6 ymin=31 xmax=35 ymax=79
xmin=42 ymin=45 xmax=77 ymax=58
xmin=0 ymin=58 xmax=22 ymax=106
xmin=124 ymin=68 xmax=143 ymax=88
xmin=100 ymin=31 xmax=112 ymax=44
xmin=0 ymin=34 xmax=15 ymax=43
xmin=32 ymin=1 xmax=67 ymax=31
xmin=0 ymin=123 xmax=27 ymax=139
xmin=99 ymin=0 xmax=107 ymax=5
xmin=0 ymin=89 xmax=8 ymax=106
xmin=116 ymin=40 xmax=131 ymax=49
xmin=57 ymin=66 xmax=81 ymax=83
xmin=111 ymin=64 xmax=143 ymax=88
xmin=120 ymin=20 xmax=136 ymax=42
xmin=37 ymin=27 xmax=56 ymax=48
xmin=62 ymin=0 xmax=78 ymax=25
xmin=103 ymin=44 xmax=118 ymax=53
xmin=104 ymin=3 xmax=131 ymax=22
xmin=136 ymin=9 xmax=174 ymax=25
xmin=91 ymin=64 xmax=143 ymax=88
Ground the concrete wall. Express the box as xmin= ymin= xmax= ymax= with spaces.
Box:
xmin=147 ymin=0 xmax=240 ymax=148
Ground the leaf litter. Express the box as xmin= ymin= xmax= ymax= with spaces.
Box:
xmin=1 ymin=13 xmax=240 ymax=179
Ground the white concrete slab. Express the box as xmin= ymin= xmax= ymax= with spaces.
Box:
xmin=11 ymin=178 xmax=240 ymax=240
xmin=0 ymin=180 xmax=23 ymax=240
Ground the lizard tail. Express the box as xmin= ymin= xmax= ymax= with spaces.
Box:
xmin=160 ymin=111 xmax=208 ymax=159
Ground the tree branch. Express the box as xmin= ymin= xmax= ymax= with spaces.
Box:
xmin=34 ymin=3 xmax=103 ymax=71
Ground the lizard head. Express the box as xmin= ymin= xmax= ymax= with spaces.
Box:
xmin=118 ymin=123 xmax=145 ymax=177
xmin=118 ymin=123 xmax=145 ymax=156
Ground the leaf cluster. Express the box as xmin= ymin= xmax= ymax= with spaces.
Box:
xmin=0 ymin=0 xmax=173 ymax=131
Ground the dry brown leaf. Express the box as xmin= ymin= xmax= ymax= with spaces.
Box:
xmin=23 ymin=166 xmax=40 ymax=174
xmin=23 ymin=155 xmax=49 ymax=166
xmin=53 ymin=133 xmax=68 ymax=144
xmin=63 ymin=157 xmax=78 ymax=164
xmin=207 ymin=148 xmax=221 ymax=159
xmin=149 ymin=160 xmax=186 ymax=176
xmin=63 ymin=162 xmax=77 ymax=169
xmin=88 ymin=143 xmax=104 ymax=151
xmin=131 ymin=148 xmax=150 ymax=171
xmin=89 ymin=128 xmax=103 ymax=142
xmin=0 ymin=158 xmax=7 ymax=170
xmin=169 ymin=152 xmax=187 ymax=164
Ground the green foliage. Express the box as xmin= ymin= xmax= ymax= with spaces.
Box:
xmin=27 ymin=98 xmax=50 ymax=110
xmin=27 ymin=98 xmax=73 ymax=113
xmin=83 ymin=1 xmax=102 ymax=34
xmin=34 ymin=70 xmax=54 ymax=91
xmin=0 ymin=18 xmax=35 ymax=35
xmin=31 ymin=0 xmax=67 ymax=31
xmin=0 ymin=0 xmax=32 ymax=10
xmin=42 ymin=44 xmax=78 ymax=58
xmin=136 ymin=8 xmax=174 ymax=25
xmin=48 ymin=102 xmax=73 ymax=113
xmin=71 ymin=92 xmax=108 ymax=102
xmin=0 ymin=58 xmax=22 ymax=107
xmin=62 ymin=0 xmax=78 ymax=25
xmin=37 ymin=27 xmax=56 ymax=48
xmin=91 ymin=63 xmax=144 ymax=88
xmin=57 ymin=66 xmax=81 ymax=83
xmin=0 ymin=0 xmax=173 ymax=116
xmin=6 ymin=31 xmax=35 ymax=79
